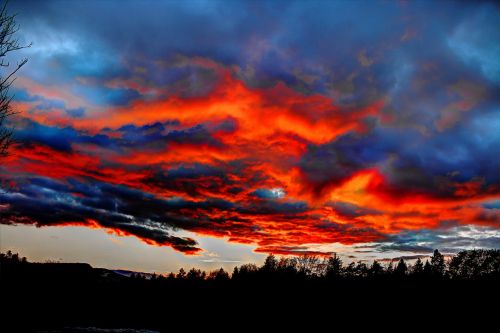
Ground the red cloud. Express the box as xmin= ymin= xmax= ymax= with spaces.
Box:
xmin=3 ymin=58 xmax=498 ymax=255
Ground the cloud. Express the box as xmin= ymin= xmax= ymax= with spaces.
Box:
xmin=448 ymin=4 xmax=500 ymax=83
xmin=375 ymin=225 xmax=500 ymax=254
xmin=251 ymin=188 xmax=286 ymax=200
xmin=327 ymin=201 xmax=382 ymax=219
xmin=1 ymin=0 xmax=499 ymax=257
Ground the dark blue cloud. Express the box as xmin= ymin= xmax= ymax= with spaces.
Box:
xmin=327 ymin=201 xmax=381 ymax=219
xmin=298 ymin=115 xmax=500 ymax=199
xmin=14 ymin=119 xmax=232 ymax=159
xmin=76 ymin=86 xmax=142 ymax=107
xmin=12 ymin=1 xmax=498 ymax=92
xmin=0 ymin=176 xmax=236 ymax=252
xmin=65 ymin=107 xmax=86 ymax=118
xmin=116 ymin=121 xmax=227 ymax=150
xmin=484 ymin=200 xmax=500 ymax=210
xmin=15 ymin=120 xmax=114 ymax=152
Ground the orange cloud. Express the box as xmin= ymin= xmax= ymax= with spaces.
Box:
xmin=21 ymin=65 xmax=384 ymax=146
xmin=5 ymin=59 xmax=498 ymax=255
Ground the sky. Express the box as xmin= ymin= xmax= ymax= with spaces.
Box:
xmin=1 ymin=0 xmax=499 ymax=273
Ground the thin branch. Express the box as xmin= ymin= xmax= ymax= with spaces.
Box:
xmin=0 ymin=0 xmax=30 ymax=164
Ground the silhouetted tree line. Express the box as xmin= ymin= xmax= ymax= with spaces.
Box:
xmin=120 ymin=249 xmax=500 ymax=282
xmin=4 ymin=249 xmax=498 ymax=284
xmin=0 ymin=249 xmax=27 ymax=264
xmin=2 ymin=248 xmax=500 ymax=331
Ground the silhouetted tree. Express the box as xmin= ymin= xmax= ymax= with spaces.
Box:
xmin=261 ymin=254 xmax=278 ymax=273
xmin=412 ymin=258 xmax=424 ymax=276
xmin=395 ymin=258 xmax=408 ymax=277
xmin=344 ymin=262 xmax=357 ymax=279
xmin=448 ymin=249 xmax=500 ymax=279
xmin=277 ymin=257 xmax=299 ymax=278
xmin=325 ymin=253 xmax=343 ymax=279
xmin=430 ymin=249 xmax=445 ymax=277
xmin=176 ymin=268 xmax=187 ymax=280
xmin=369 ymin=260 xmax=384 ymax=277
xmin=239 ymin=263 xmax=259 ymax=275
xmin=386 ymin=261 xmax=394 ymax=276
xmin=0 ymin=250 xmax=26 ymax=264
xmin=207 ymin=268 xmax=230 ymax=282
xmin=187 ymin=268 xmax=206 ymax=281
xmin=423 ymin=260 xmax=432 ymax=277
xmin=296 ymin=254 xmax=321 ymax=277
xmin=0 ymin=1 xmax=30 ymax=160
xmin=232 ymin=266 xmax=239 ymax=279
xmin=234 ymin=263 xmax=259 ymax=282
xmin=354 ymin=262 xmax=369 ymax=278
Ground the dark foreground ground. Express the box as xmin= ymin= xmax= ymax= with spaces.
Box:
xmin=1 ymin=261 xmax=500 ymax=332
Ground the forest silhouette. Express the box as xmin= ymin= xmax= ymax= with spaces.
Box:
xmin=2 ymin=248 xmax=500 ymax=331
xmin=3 ymin=248 xmax=500 ymax=282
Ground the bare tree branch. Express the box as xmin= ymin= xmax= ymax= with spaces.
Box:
xmin=0 ymin=0 xmax=30 ymax=160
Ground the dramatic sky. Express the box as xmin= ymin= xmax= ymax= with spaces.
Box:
xmin=1 ymin=0 xmax=499 ymax=272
